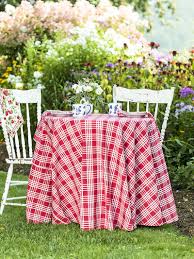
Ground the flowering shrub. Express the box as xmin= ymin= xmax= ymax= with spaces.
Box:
xmin=0 ymin=0 xmax=175 ymax=21
xmin=0 ymin=54 xmax=45 ymax=90
xmin=7 ymin=74 xmax=23 ymax=89
xmin=175 ymin=89 xmax=194 ymax=118
xmin=175 ymin=102 xmax=194 ymax=118
xmin=164 ymin=84 xmax=194 ymax=190
xmin=0 ymin=0 xmax=148 ymax=51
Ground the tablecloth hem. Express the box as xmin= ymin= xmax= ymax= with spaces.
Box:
xmin=26 ymin=217 xmax=178 ymax=231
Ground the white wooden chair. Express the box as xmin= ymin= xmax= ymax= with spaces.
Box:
xmin=0 ymin=89 xmax=41 ymax=215
xmin=113 ymin=86 xmax=174 ymax=143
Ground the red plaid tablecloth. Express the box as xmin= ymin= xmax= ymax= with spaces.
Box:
xmin=26 ymin=113 xmax=178 ymax=231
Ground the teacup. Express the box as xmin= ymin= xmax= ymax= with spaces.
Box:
xmin=72 ymin=103 xmax=93 ymax=117
xmin=108 ymin=103 xmax=122 ymax=116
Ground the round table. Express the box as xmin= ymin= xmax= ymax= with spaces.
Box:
xmin=26 ymin=112 xmax=178 ymax=231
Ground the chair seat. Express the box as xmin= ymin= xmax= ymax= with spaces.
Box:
xmin=6 ymin=158 xmax=32 ymax=165
xmin=10 ymin=181 xmax=28 ymax=186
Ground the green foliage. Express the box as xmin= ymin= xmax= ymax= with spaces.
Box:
xmin=39 ymin=37 xmax=116 ymax=111
xmin=168 ymin=160 xmax=194 ymax=190
xmin=14 ymin=38 xmax=194 ymax=190
xmin=164 ymin=110 xmax=194 ymax=190
xmin=1 ymin=35 xmax=194 ymax=192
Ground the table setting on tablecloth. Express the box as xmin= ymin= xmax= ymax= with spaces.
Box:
xmin=26 ymin=110 xmax=178 ymax=231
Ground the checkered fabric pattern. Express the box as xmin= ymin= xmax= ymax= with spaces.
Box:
xmin=26 ymin=113 xmax=178 ymax=231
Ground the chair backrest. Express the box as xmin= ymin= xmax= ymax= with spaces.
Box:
xmin=113 ymin=86 xmax=174 ymax=143
xmin=0 ymin=89 xmax=41 ymax=160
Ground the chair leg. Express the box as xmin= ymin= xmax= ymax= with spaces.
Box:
xmin=0 ymin=164 xmax=14 ymax=215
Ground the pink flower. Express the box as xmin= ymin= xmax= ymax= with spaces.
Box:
xmin=0 ymin=0 xmax=147 ymax=46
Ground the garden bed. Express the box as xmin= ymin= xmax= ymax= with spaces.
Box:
xmin=173 ymin=190 xmax=194 ymax=237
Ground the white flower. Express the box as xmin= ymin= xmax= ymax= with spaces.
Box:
xmin=84 ymin=85 xmax=93 ymax=92
xmin=135 ymin=57 xmax=143 ymax=64
xmin=15 ymin=76 xmax=22 ymax=83
xmin=5 ymin=4 xmax=15 ymax=15
xmin=36 ymin=84 xmax=45 ymax=89
xmin=7 ymin=74 xmax=22 ymax=85
xmin=76 ymin=86 xmax=83 ymax=94
xmin=34 ymin=71 xmax=43 ymax=79
xmin=58 ymin=57 xmax=64 ymax=61
xmin=95 ymin=87 xmax=103 ymax=95
xmin=72 ymin=84 xmax=78 ymax=90
xmin=20 ymin=26 xmax=28 ymax=33
xmin=7 ymin=74 xmax=16 ymax=84
xmin=34 ymin=41 xmax=41 ymax=47
xmin=15 ymin=82 xmax=23 ymax=89
xmin=73 ymin=38 xmax=86 ymax=47
xmin=45 ymin=49 xmax=58 ymax=58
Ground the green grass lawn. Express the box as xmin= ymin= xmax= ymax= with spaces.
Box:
xmin=0 ymin=171 xmax=194 ymax=259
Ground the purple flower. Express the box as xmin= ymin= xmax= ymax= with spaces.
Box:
xmin=180 ymin=105 xmax=193 ymax=112
xmin=126 ymin=75 xmax=132 ymax=79
xmin=180 ymin=87 xmax=194 ymax=98
xmin=91 ymin=69 xmax=99 ymax=75
xmin=175 ymin=103 xmax=194 ymax=117
xmin=176 ymin=102 xmax=185 ymax=108
xmin=106 ymin=63 xmax=115 ymax=68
